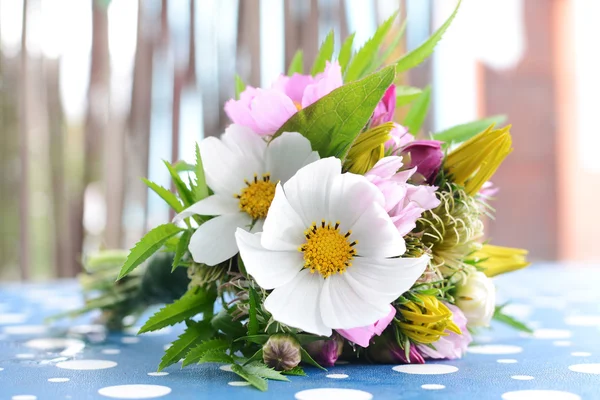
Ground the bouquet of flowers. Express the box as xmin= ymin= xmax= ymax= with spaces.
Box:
xmin=64 ymin=3 xmax=531 ymax=391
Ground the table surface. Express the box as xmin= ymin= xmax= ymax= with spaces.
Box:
xmin=1 ymin=264 xmax=599 ymax=400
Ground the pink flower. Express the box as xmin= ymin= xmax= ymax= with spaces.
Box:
xmin=367 ymin=333 xmax=425 ymax=364
xmin=400 ymin=140 xmax=444 ymax=183
xmin=417 ymin=303 xmax=472 ymax=360
xmin=224 ymin=62 xmax=343 ymax=135
xmin=336 ymin=305 xmax=395 ymax=348
xmin=369 ymin=85 xmax=414 ymax=154
xmin=304 ymin=335 xmax=343 ymax=367
xmin=365 ymin=156 xmax=440 ymax=236
xmin=385 ymin=124 xmax=414 ymax=154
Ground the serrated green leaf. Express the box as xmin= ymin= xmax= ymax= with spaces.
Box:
xmin=174 ymin=161 xmax=195 ymax=173
xmin=164 ymin=160 xmax=195 ymax=208
xmin=211 ymin=310 xmax=246 ymax=338
xmin=395 ymin=85 xmax=423 ymax=107
xmin=182 ymin=338 xmax=230 ymax=367
xmin=235 ymin=74 xmax=246 ymax=99
xmin=158 ymin=320 xmax=214 ymax=371
xmin=247 ymin=287 xmax=259 ymax=336
xmin=193 ymin=143 xmax=209 ymax=202
xmin=274 ymin=65 xmax=396 ymax=160
xmin=236 ymin=334 xmax=270 ymax=345
xmin=198 ymin=349 xmax=235 ymax=364
xmin=403 ymin=86 xmax=431 ymax=135
xmin=300 ymin=348 xmax=327 ymax=371
xmin=139 ymin=288 xmax=213 ymax=334
xmin=231 ymin=363 xmax=268 ymax=391
xmin=344 ymin=11 xmax=398 ymax=81
xmin=142 ymin=179 xmax=184 ymax=213
xmin=376 ymin=19 xmax=407 ymax=68
xmin=287 ymin=50 xmax=304 ymax=75
xmin=433 ymin=115 xmax=507 ymax=143
xmin=243 ymin=348 xmax=264 ymax=366
xmin=282 ymin=366 xmax=306 ymax=376
xmin=396 ymin=0 xmax=461 ymax=73
xmin=245 ymin=362 xmax=289 ymax=382
xmin=338 ymin=32 xmax=355 ymax=74
xmin=311 ymin=30 xmax=334 ymax=75
xmin=171 ymin=230 xmax=192 ymax=272
xmin=117 ymin=223 xmax=183 ymax=280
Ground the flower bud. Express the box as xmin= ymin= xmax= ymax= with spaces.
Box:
xmin=455 ymin=271 xmax=496 ymax=327
xmin=367 ymin=332 xmax=424 ymax=364
xmin=400 ymin=140 xmax=443 ymax=183
xmin=262 ymin=334 xmax=301 ymax=371
xmin=304 ymin=335 xmax=343 ymax=367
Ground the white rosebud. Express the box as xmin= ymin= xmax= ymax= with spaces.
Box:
xmin=455 ymin=271 xmax=496 ymax=327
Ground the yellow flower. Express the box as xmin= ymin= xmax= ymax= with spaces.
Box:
xmin=445 ymin=124 xmax=512 ymax=195
xmin=344 ymin=122 xmax=394 ymax=175
xmin=470 ymin=244 xmax=530 ymax=277
xmin=396 ymin=294 xmax=461 ymax=344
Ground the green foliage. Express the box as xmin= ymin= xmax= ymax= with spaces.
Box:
xmin=494 ymin=304 xmax=533 ymax=334
xmin=282 ymin=366 xmax=306 ymax=376
xmin=403 ymin=86 xmax=431 ymax=135
xmin=395 ymin=85 xmax=423 ymax=107
xmin=433 ymin=115 xmax=507 ymax=144
xmin=211 ymin=310 xmax=246 ymax=338
xmin=171 ymin=230 xmax=191 ymax=272
xmin=287 ymin=50 xmax=304 ymax=75
xmin=235 ymin=74 xmax=246 ymax=99
xmin=396 ymin=0 xmax=461 ymax=73
xmin=163 ymin=160 xmax=195 ymax=208
xmin=236 ymin=334 xmax=270 ymax=345
xmin=244 ymin=362 xmax=289 ymax=382
xmin=158 ymin=320 xmax=214 ymax=371
xmin=274 ymin=65 xmax=396 ymax=160
xmin=198 ymin=349 xmax=235 ymax=364
xmin=193 ymin=143 xmax=209 ymax=202
xmin=182 ymin=338 xmax=230 ymax=367
xmin=247 ymin=287 xmax=260 ymax=336
xmin=300 ymin=348 xmax=327 ymax=371
xmin=243 ymin=348 xmax=264 ymax=366
xmin=344 ymin=11 xmax=399 ymax=81
xmin=337 ymin=33 xmax=355 ymax=74
xmin=377 ymin=20 xmax=407 ymax=67
xmin=311 ymin=31 xmax=334 ymax=75
xmin=117 ymin=223 xmax=183 ymax=280
xmin=139 ymin=288 xmax=214 ymax=334
xmin=231 ymin=363 xmax=268 ymax=392
xmin=142 ymin=179 xmax=184 ymax=213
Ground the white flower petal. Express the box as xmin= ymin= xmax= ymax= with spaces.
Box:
xmin=283 ymin=158 xmax=341 ymax=226
xmin=266 ymin=132 xmax=319 ymax=183
xmin=265 ymin=269 xmax=331 ymax=336
xmin=351 ymin=202 xmax=406 ymax=257
xmin=261 ymin=184 xmax=306 ymax=251
xmin=320 ymin=272 xmax=392 ymax=330
xmin=200 ymin=137 xmax=247 ymax=196
xmin=235 ymin=229 xmax=302 ymax=289
xmin=221 ymin=124 xmax=266 ymax=163
xmin=188 ymin=212 xmax=251 ymax=266
xmin=173 ymin=195 xmax=239 ymax=223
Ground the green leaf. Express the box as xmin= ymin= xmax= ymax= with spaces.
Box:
xmin=231 ymin=363 xmax=268 ymax=391
xmin=433 ymin=115 xmax=507 ymax=143
xmin=236 ymin=334 xmax=270 ymax=345
xmin=198 ymin=349 xmax=235 ymax=364
xmin=311 ymin=30 xmax=334 ymax=75
xmin=403 ymin=86 xmax=431 ymax=135
xmin=164 ymin=160 xmax=195 ymax=208
xmin=245 ymin=362 xmax=289 ymax=382
xmin=395 ymin=85 xmax=423 ymax=107
xmin=171 ymin=230 xmax=191 ymax=272
xmin=139 ymin=287 xmax=213 ymax=334
xmin=282 ymin=366 xmax=306 ymax=376
xmin=296 ymin=334 xmax=330 ymax=345
xmin=247 ymin=287 xmax=260 ymax=336
xmin=344 ymin=11 xmax=398 ymax=81
xmin=300 ymin=348 xmax=326 ymax=371
xmin=493 ymin=305 xmax=533 ymax=334
xmin=287 ymin=50 xmax=304 ymax=75
xmin=182 ymin=338 xmax=230 ymax=367
xmin=211 ymin=310 xmax=246 ymax=338
xmin=376 ymin=20 xmax=407 ymax=68
xmin=193 ymin=143 xmax=209 ymax=202
xmin=142 ymin=179 xmax=184 ymax=213
xmin=242 ymin=348 xmax=264 ymax=366
xmin=117 ymin=223 xmax=183 ymax=280
xmin=338 ymin=32 xmax=355 ymax=74
xmin=396 ymin=0 xmax=461 ymax=73
xmin=235 ymin=74 xmax=246 ymax=99
xmin=174 ymin=161 xmax=195 ymax=173
xmin=274 ymin=65 xmax=396 ymax=160
xmin=158 ymin=320 xmax=214 ymax=371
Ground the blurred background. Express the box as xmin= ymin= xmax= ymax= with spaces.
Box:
xmin=1 ymin=0 xmax=598 ymax=281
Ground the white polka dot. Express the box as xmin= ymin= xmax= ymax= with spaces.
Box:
xmin=422 ymin=384 xmax=445 ymax=390
xmin=571 ymin=352 xmax=591 ymax=357
xmin=497 ymin=359 xmax=518 ymax=364
xmin=3 ymin=325 xmax=47 ymax=335
xmin=102 ymin=349 xmax=121 ymax=355
xmin=121 ymin=336 xmax=140 ymax=344
xmin=553 ymin=341 xmax=572 ymax=347
xmin=220 ymin=364 xmax=233 ymax=372
xmin=98 ymin=384 xmax=172 ymax=398
xmin=48 ymin=378 xmax=70 ymax=383
xmin=122 ymin=315 xmax=137 ymax=326
xmin=148 ymin=372 xmax=169 ymax=376
xmin=326 ymin=373 xmax=348 ymax=379
xmin=0 ymin=313 xmax=28 ymax=324
xmin=532 ymin=329 xmax=572 ymax=339
xmin=69 ymin=324 xmax=106 ymax=335
xmin=511 ymin=375 xmax=534 ymax=381
xmin=569 ymin=364 xmax=600 ymax=374
xmin=392 ymin=364 xmax=458 ymax=375
xmin=468 ymin=345 xmax=523 ymax=355
xmin=16 ymin=353 xmax=35 ymax=359
xmin=0 ymin=367 xmax=4 ymax=371
xmin=565 ymin=315 xmax=600 ymax=326
xmin=56 ymin=360 xmax=117 ymax=370
xmin=25 ymin=338 xmax=85 ymax=356
xmin=228 ymin=381 xmax=251 ymax=387
xmin=295 ymin=388 xmax=373 ymax=400
xmin=501 ymin=390 xmax=580 ymax=400
xmin=11 ymin=396 xmax=37 ymax=400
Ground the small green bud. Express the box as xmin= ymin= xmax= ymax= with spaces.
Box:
xmin=262 ymin=334 xmax=301 ymax=371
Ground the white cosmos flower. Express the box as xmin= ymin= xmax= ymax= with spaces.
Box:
xmin=174 ymin=124 xmax=319 ymax=266
xmin=235 ymin=158 xmax=429 ymax=336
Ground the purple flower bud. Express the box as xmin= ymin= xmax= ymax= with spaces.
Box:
xmin=367 ymin=333 xmax=425 ymax=364
xmin=304 ymin=335 xmax=344 ymax=367
xmin=400 ymin=140 xmax=444 ymax=183
xmin=262 ymin=334 xmax=301 ymax=371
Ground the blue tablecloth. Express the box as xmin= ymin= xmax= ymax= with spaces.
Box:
xmin=1 ymin=264 xmax=599 ymax=400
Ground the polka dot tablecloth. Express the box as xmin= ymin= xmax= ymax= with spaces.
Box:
xmin=1 ymin=264 xmax=600 ymax=399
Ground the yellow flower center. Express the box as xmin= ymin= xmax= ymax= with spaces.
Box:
xmin=299 ymin=220 xmax=357 ymax=278
xmin=236 ymin=174 xmax=277 ymax=220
